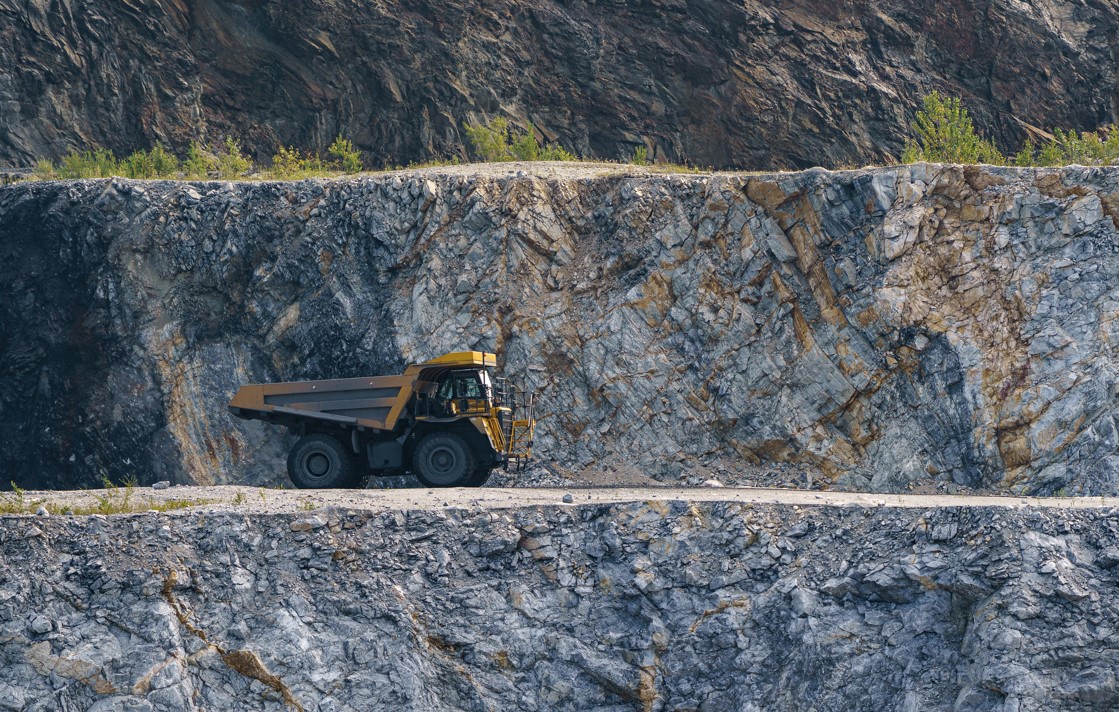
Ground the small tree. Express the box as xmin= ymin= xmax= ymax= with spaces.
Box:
xmin=464 ymin=117 xmax=577 ymax=162
xmin=33 ymin=159 xmax=57 ymax=179
xmin=149 ymin=143 xmax=179 ymax=176
xmin=464 ymin=117 xmax=513 ymax=161
xmin=124 ymin=149 xmax=155 ymax=178
xmin=183 ymin=141 xmax=215 ymax=179
xmin=901 ymin=92 xmax=1004 ymax=165
xmin=57 ymin=148 xmax=121 ymax=178
xmin=271 ymin=145 xmax=306 ymax=178
xmin=510 ymin=122 xmax=542 ymax=161
xmin=1012 ymin=139 xmax=1036 ymax=167
xmin=217 ymin=137 xmax=251 ymax=177
xmin=328 ymin=135 xmax=363 ymax=173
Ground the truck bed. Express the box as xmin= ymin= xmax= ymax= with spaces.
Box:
xmin=229 ymin=374 xmax=414 ymax=431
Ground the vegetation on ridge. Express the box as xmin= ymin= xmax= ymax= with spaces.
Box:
xmin=463 ymin=117 xmax=577 ymax=162
xmin=22 ymin=98 xmax=1118 ymax=181
xmin=22 ymin=118 xmax=697 ymax=180
xmin=33 ymin=135 xmax=366 ymax=181
xmin=901 ymin=91 xmax=1119 ymax=167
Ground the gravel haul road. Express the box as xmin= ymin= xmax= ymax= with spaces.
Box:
xmin=11 ymin=485 xmax=1119 ymax=515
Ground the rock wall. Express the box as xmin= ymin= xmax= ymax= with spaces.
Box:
xmin=1 ymin=0 xmax=1117 ymax=169
xmin=2 ymin=500 xmax=1119 ymax=710
xmin=2 ymin=164 xmax=1119 ymax=493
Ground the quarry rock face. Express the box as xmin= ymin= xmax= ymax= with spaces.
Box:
xmin=2 ymin=500 xmax=1119 ymax=711
xmin=2 ymin=164 xmax=1119 ymax=494
xmin=1 ymin=0 xmax=1117 ymax=169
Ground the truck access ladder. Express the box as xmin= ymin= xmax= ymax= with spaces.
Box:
xmin=496 ymin=380 xmax=536 ymax=471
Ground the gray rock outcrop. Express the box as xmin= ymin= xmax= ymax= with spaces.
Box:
xmin=2 ymin=499 xmax=1118 ymax=710
xmin=1 ymin=164 xmax=1119 ymax=494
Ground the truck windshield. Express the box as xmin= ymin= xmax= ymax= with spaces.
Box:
xmin=437 ymin=370 xmax=487 ymax=401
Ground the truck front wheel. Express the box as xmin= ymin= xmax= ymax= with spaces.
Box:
xmin=287 ymin=433 xmax=357 ymax=489
xmin=413 ymin=432 xmax=475 ymax=487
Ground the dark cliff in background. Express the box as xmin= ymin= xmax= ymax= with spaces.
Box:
xmin=1 ymin=0 xmax=1117 ymax=170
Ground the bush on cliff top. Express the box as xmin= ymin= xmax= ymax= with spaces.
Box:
xmin=269 ymin=136 xmax=368 ymax=178
xmin=32 ymin=134 xmax=367 ymax=181
xmin=464 ymin=117 xmax=577 ymax=162
xmin=901 ymin=92 xmax=1004 ymax=165
xmin=902 ymin=92 xmax=1119 ymax=167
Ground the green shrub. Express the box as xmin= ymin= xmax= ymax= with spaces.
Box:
xmin=1012 ymin=139 xmax=1036 ymax=167
xmin=123 ymin=148 xmax=156 ymax=178
xmin=271 ymin=145 xmax=307 ymax=178
xmin=510 ymin=124 xmax=543 ymax=161
xmin=631 ymin=146 xmax=649 ymax=166
xmin=464 ymin=117 xmax=513 ymax=161
xmin=33 ymin=159 xmax=57 ymax=179
xmin=1047 ymin=127 xmax=1119 ymax=165
xmin=270 ymin=142 xmax=346 ymax=178
xmin=1035 ymin=140 xmax=1064 ymax=167
xmin=902 ymin=92 xmax=1119 ymax=168
xmin=901 ymin=92 xmax=1004 ymax=165
xmin=57 ymin=148 xmax=122 ymax=178
xmin=217 ymin=137 xmax=251 ymax=177
xmin=328 ymin=135 xmax=363 ymax=173
xmin=182 ymin=138 xmax=251 ymax=179
xmin=464 ymin=117 xmax=578 ymax=162
xmin=538 ymin=143 xmax=577 ymax=162
xmin=1005 ymin=127 xmax=1119 ymax=167
xmin=149 ymin=143 xmax=179 ymax=176
xmin=183 ymin=141 xmax=215 ymax=179
xmin=118 ymin=143 xmax=180 ymax=178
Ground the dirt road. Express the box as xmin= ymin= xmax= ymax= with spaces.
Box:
xmin=8 ymin=485 xmax=1119 ymax=516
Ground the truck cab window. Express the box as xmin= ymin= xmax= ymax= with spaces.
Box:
xmin=437 ymin=371 xmax=485 ymax=402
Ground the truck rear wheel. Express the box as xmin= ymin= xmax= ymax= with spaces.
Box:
xmin=287 ymin=433 xmax=356 ymax=489
xmin=413 ymin=432 xmax=475 ymax=487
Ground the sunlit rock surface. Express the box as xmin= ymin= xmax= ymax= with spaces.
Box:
xmin=1 ymin=164 xmax=1118 ymax=493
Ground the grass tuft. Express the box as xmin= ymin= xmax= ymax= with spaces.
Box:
xmin=0 ymin=478 xmax=210 ymax=516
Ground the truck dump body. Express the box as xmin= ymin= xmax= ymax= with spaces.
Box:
xmin=228 ymin=352 xmax=533 ymax=489
xmin=228 ymin=352 xmax=498 ymax=432
xmin=228 ymin=375 xmax=414 ymax=431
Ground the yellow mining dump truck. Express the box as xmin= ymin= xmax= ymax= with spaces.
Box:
xmin=228 ymin=351 xmax=536 ymax=488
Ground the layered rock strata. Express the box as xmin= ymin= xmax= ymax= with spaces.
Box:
xmin=2 ymin=497 xmax=1118 ymax=710
xmin=1 ymin=0 xmax=1117 ymax=168
xmin=1 ymin=164 xmax=1119 ymax=493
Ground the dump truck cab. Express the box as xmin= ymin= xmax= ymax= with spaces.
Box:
xmin=228 ymin=351 xmax=535 ymax=489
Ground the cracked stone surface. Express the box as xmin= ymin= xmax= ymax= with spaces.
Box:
xmin=3 ymin=497 xmax=1119 ymax=711
xmin=2 ymin=164 xmax=1119 ymax=494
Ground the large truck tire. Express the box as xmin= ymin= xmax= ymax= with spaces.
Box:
xmin=287 ymin=433 xmax=357 ymax=489
xmin=413 ymin=432 xmax=476 ymax=487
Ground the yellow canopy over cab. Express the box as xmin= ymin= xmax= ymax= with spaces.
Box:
xmin=418 ymin=351 xmax=497 ymax=368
